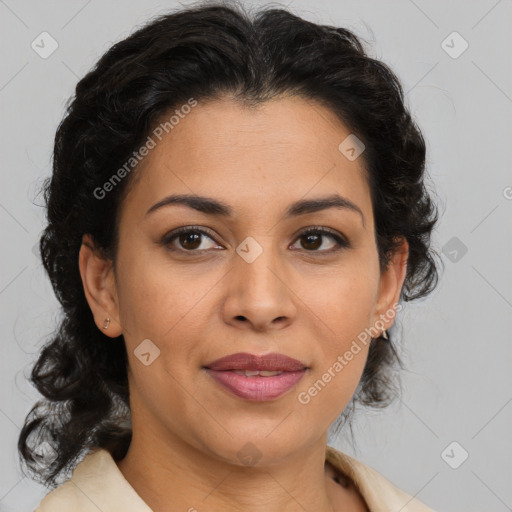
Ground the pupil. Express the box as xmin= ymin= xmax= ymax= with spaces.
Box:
xmin=303 ymin=234 xmax=321 ymax=250
xmin=181 ymin=232 xmax=201 ymax=249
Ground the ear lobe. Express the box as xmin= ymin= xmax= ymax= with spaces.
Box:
xmin=79 ymin=234 xmax=122 ymax=337
xmin=374 ymin=237 xmax=409 ymax=329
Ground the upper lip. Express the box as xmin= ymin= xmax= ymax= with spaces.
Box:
xmin=204 ymin=352 xmax=308 ymax=372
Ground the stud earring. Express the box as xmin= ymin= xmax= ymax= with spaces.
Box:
xmin=381 ymin=328 xmax=388 ymax=340
xmin=102 ymin=317 xmax=111 ymax=330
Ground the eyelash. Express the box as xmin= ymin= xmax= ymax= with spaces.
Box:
xmin=161 ymin=225 xmax=350 ymax=255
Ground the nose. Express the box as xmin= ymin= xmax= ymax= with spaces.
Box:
xmin=221 ymin=240 xmax=297 ymax=332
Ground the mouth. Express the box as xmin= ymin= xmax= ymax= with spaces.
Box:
xmin=203 ymin=352 xmax=309 ymax=402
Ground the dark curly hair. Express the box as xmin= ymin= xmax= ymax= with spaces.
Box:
xmin=18 ymin=0 xmax=442 ymax=488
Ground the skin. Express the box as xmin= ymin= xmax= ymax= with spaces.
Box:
xmin=79 ymin=95 xmax=409 ymax=512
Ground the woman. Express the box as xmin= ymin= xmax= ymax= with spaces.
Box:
xmin=20 ymin=2 xmax=441 ymax=510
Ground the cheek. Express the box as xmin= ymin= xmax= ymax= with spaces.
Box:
xmin=294 ymin=263 xmax=377 ymax=414
xmin=115 ymin=246 xmax=209 ymax=342
xmin=305 ymin=259 xmax=379 ymax=345
xmin=115 ymin=251 xmax=204 ymax=410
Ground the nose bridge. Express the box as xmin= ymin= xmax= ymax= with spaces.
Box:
xmin=235 ymin=234 xmax=284 ymax=298
xmin=224 ymin=233 xmax=296 ymax=330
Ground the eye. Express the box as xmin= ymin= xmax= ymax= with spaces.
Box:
xmin=290 ymin=227 xmax=349 ymax=253
xmin=161 ymin=226 xmax=222 ymax=252
xmin=161 ymin=225 xmax=350 ymax=255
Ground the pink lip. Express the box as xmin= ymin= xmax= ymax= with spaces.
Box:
xmin=203 ymin=352 xmax=309 ymax=402
xmin=204 ymin=352 xmax=308 ymax=372
xmin=205 ymin=369 xmax=307 ymax=401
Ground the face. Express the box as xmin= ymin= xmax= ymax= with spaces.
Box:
xmin=80 ymin=95 xmax=408 ymax=465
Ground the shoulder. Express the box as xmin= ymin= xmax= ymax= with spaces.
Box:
xmin=34 ymin=448 xmax=152 ymax=512
xmin=35 ymin=448 xmax=109 ymax=512
xmin=325 ymin=445 xmax=436 ymax=512
xmin=35 ymin=480 xmax=82 ymax=511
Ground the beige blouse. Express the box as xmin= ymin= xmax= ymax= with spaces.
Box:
xmin=35 ymin=445 xmax=435 ymax=511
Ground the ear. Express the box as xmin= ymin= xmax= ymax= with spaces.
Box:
xmin=373 ymin=237 xmax=409 ymax=331
xmin=78 ymin=233 xmax=122 ymax=338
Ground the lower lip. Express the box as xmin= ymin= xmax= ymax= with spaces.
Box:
xmin=204 ymin=369 xmax=307 ymax=401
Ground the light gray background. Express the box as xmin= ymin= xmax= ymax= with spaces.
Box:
xmin=1 ymin=1 xmax=511 ymax=510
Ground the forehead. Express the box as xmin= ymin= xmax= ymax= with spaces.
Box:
xmin=120 ymin=95 xmax=372 ymax=224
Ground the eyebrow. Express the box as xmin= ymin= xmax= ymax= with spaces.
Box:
xmin=145 ymin=193 xmax=365 ymax=227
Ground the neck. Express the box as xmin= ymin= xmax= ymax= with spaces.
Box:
xmin=116 ymin=426 xmax=339 ymax=512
